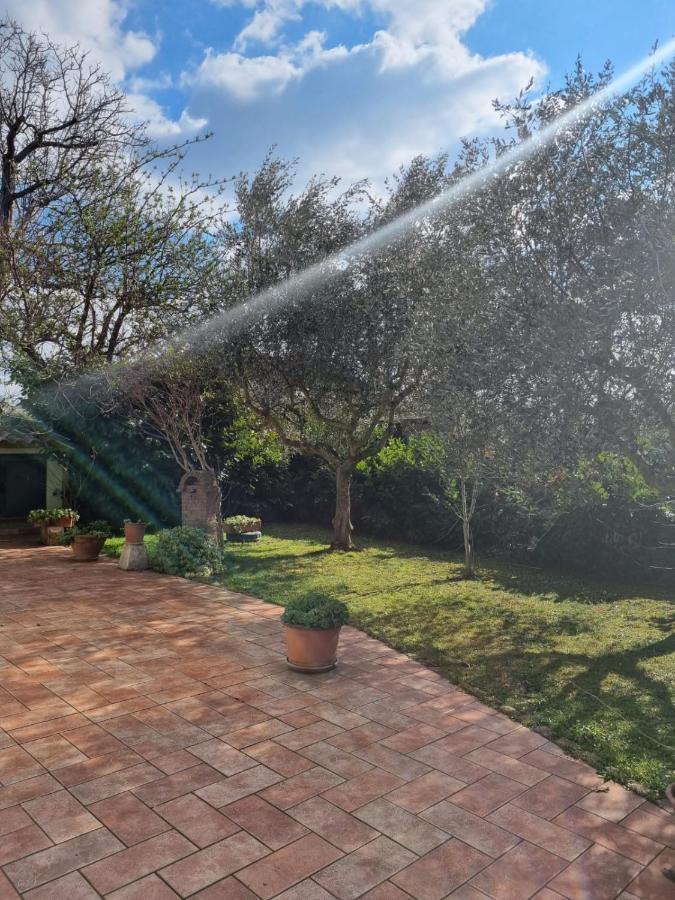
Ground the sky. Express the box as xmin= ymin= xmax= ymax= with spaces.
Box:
xmin=3 ymin=0 xmax=674 ymax=191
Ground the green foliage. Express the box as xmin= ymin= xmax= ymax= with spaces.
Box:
xmin=223 ymin=515 xmax=261 ymax=527
xmin=61 ymin=520 xmax=113 ymax=545
xmin=152 ymin=527 xmax=224 ymax=578
xmin=27 ymin=508 xmax=50 ymax=524
xmin=535 ymin=454 xmax=673 ymax=577
xmin=220 ymin=523 xmax=675 ymax=797
xmin=281 ymin=595 xmax=349 ymax=630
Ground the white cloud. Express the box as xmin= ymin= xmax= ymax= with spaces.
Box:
xmin=181 ymin=0 xmax=545 ymax=184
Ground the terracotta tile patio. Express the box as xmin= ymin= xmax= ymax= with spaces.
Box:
xmin=0 ymin=543 xmax=673 ymax=899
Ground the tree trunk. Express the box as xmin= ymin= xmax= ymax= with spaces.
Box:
xmin=332 ymin=462 xmax=354 ymax=550
xmin=460 ymin=477 xmax=477 ymax=577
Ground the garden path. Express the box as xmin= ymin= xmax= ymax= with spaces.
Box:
xmin=0 ymin=543 xmax=673 ymax=899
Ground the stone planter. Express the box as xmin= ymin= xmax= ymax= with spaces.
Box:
xmin=72 ymin=535 xmax=105 ymax=562
xmin=226 ymin=531 xmax=261 ymax=543
xmin=285 ymin=624 xmax=341 ymax=673
xmin=124 ymin=522 xmax=147 ymax=544
xmin=224 ymin=519 xmax=262 ymax=535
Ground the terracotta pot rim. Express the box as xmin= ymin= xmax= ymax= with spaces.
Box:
xmin=283 ymin=623 xmax=342 ymax=632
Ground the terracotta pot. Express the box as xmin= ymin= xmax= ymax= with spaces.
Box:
xmin=666 ymin=783 xmax=675 ymax=810
xmin=72 ymin=535 xmax=104 ymax=562
xmin=53 ymin=516 xmax=75 ymax=527
xmin=124 ymin=522 xmax=147 ymax=544
xmin=285 ymin=625 xmax=341 ymax=673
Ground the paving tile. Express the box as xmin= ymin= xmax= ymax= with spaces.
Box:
xmin=381 ymin=725 xmax=446 ymax=753
xmin=392 ymin=839 xmax=492 ymax=900
xmin=410 ymin=744 xmax=490 ymax=784
xmin=196 ymin=765 xmax=283 ymax=807
xmin=464 ymin=747 xmax=550 ymax=786
xmin=64 ymin=724 xmax=127 ymax=757
xmin=0 ymin=804 xmax=32 ymax=835
xmin=327 ymin=723 xmax=395 ymax=751
xmin=384 ymin=771 xmax=465 ymax=813
xmin=421 ymin=801 xmax=520 ymax=858
xmin=9 ymin=713 xmax=90 ymax=743
xmin=0 ymin=869 xmax=20 ymax=899
xmin=288 ymin=796 xmax=379 ymax=852
xmin=90 ymin=790 xmax=171 ymax=844
xmin=54 ymin=749 xmax=143 ymax=788
xmin=415 ymin=726 xmax=496 ymax=758
xmin=352 ymin=743 xmax=431 ymax=781
xmin=520 ymin=748 xmax=604 ymax=789
xmin=223 ymin=718 xmax=294 ymax=748
xmin=314 ymin=835 xmax=417 ymax=899
xmin=3 ymin=827 xmax=124 ymax=892
xmin=621 ymin=805 xmax=675 ymax=848
xmin=0 ymin=823 xmax=52 ymax=865
xmin=69 ymin=761 xmax=163 ymax=804
xmin=260 ymin=766 xmax=344 ymax=809
xmin=244 ymin=740 xmax=315 ymax=776
xmin=156 ymin=793 xmax=240 ymax=847
xmin=275 ymin=721 xmax=344 ymax=750
xmin=554 ymin=805 xmax=662 ymax=864
xmin=223 ymin=794 xmax=307 ymax=849
xmin=236 ymin=833 xmax=343 ymax=899
xmin=548 ymin=844 xmax=642 ymax=900
xmin=362 ymin=882 xmax=412 ymax=899
xmin=511 ymin=775 xmax=589 ymax=820
xmin=23 ymin=871 xmax=100 ymax=899
xmin=299 ymin=741 xmax=374 ymax=778
xmin=187 ymin=739 xmax=259 ymax=775
xmin=355 ymin=799 xmax=448 ymax=854
xmin=483 ymin=728 xmax=550 ymax=758
xmin=449 ymin=772 xmax=527 ymax=816
xmin=575 ymin=782 xmax=645 ymax=823
xmin=488 ymin=803 xmax=591 ymax=861
xmin=321 ymin=767 xmax=406 ymax=812
xmin=159 ymin=831 xmax=269 ymax=896
xmin=625 ymin=847 xmax=675 ymax=899
xmin=265 ymin=879 xmax=334 ymax=900
xmin=191 ymin=876 xmax=258 ymax=898
xmin=22 ymin=789 xmax=100 ymax=842
xmin=23 ymin=735 xmax=88 ymax=771
xmin=133 ymin=762 xmax=225 ymax=807
xmin=470 ymin=841 xmax=568 ymax=899
xmin=0 ymin=745 xmax=45 ymax=784
xmin=81 ymin=829 xmax=197 ymax=894
xmin=0 ymin=773 xmax=62 ymax=809
xmin=107 ymin=873 xmax=181 ymax=898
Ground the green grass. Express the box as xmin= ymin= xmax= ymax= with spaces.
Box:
xmin=104 ymin=524 xmax=675 ymax=798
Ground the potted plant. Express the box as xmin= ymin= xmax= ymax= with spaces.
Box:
xmin=123 ymin=519 xmax=147 ymax=544
xmin=281 ymin=596 xmax=349 ymax=673
xmin=28 ymin=508 xmax=50 ymax=542
xmin=49 ymin=508 xmax=80 ymax=528
xmin=61 ymin=520 xmax=113 ymax=562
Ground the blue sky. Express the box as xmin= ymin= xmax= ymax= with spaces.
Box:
xmin=6 ymin=0 xmax=674 ymax=188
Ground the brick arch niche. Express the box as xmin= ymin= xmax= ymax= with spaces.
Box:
xmin=176 ymin=471 xmax=220 ymax=535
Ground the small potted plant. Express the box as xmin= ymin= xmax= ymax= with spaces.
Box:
xmin=223 ymin=515 xmax=262 ymax=543
xmin=123 ymin=519 xmax=147 ymax=544
xmin=62 ymin=520 xmax=113 ymax=562
xmin=28 ymin=508 xmax=51 ymax=543
xmin=50 ymin=508 xmax=80 ymax=528
xmin=281 ymin=596 xmax=349 ymax=673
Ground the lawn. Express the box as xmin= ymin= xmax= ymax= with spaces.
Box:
xmin=105 ymin=523 xmax=675 ymax=798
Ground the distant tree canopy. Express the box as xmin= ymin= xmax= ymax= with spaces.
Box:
xmin=1 ymin=21 xmax=672 ymax=566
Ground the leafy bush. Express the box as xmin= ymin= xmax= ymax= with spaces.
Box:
xmin=61 ymin=520 xmax=113 ymax=545
xmin=27 ymin=508 xmax=50 ymax=524
xmin=281 ymin=595 xmax=349 ymax=629
xmin=534 ymin=453 xmax=673 ymax=577
xmin=152 ymin=526 xmax=224 ymax=577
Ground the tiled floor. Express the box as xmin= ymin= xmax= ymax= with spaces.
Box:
xmin=0 ymin=543 xmax=673 ymax=899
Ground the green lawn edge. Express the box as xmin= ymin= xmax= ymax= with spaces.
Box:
xmin=104 ymin=524 xmax=675 ymax=799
